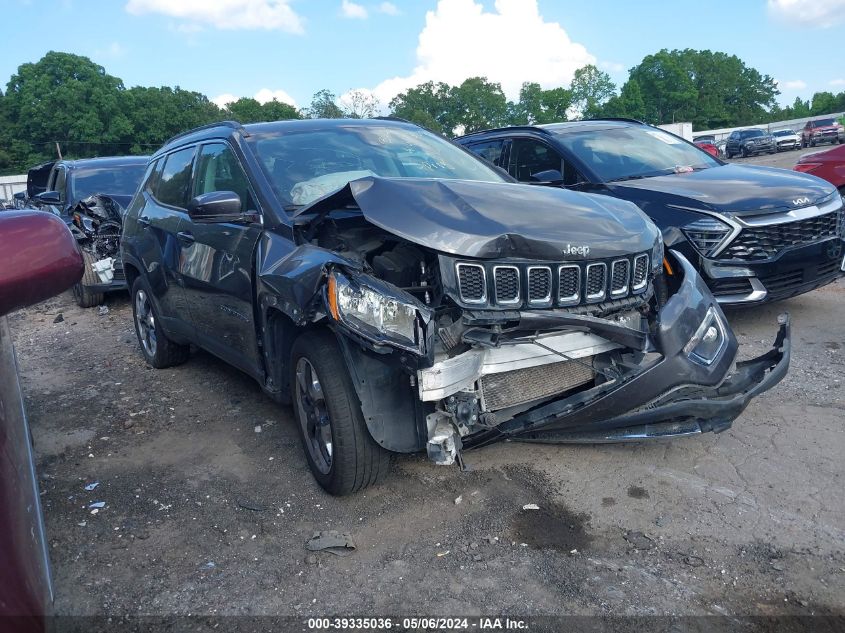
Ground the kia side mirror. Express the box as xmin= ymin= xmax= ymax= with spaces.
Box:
xmin=528 ymin=169 xmax=564 ymax=185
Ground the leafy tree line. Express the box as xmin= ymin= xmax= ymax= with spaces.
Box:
xmin=2 ymin=49 xmax=844 ymax=175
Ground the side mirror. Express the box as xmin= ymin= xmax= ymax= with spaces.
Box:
xmin=187 ymin=191 xmax=246 ymax=223
xmin=0 ymin=211 xmax=83 ymax=317
xmin=34 ymin=190 xmax=61 ymax=205
xmin=528 ymin=169 xmax=564 ymax=185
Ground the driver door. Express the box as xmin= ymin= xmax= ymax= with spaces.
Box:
xmin=178 ymin=142 xmax=264 ymax=378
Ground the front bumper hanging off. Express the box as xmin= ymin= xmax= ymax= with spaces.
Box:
xmin=459 ymin=253 xmax=791 ymax=449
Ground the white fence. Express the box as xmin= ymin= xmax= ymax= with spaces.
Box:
xmin=0 ymin=175 xmax=26 ymax=201
xmin=694 ymin=112 xmax=845 ymax=142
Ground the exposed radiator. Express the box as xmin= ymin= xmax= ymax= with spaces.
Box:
xmin=478 ymin=360 xmax=595 ymax=411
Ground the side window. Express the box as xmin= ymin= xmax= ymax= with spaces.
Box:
xmin=155 ymin=147 xmax=196 ymax=208
xmin=141 ymin=159 xmax=162 ymax=196
xmin=466 ymin=139 xmax=505 ymax=167
xmin=193 ymin=143 xmax=256 ymax=211
xmin=508 ymin=138 xmax=583 ymax=185
xmin=52 ymin=167 xmax=67 ymax=199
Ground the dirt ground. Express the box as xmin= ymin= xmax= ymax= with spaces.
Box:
xmin=10 ymin=149 xmax=845 ymax=619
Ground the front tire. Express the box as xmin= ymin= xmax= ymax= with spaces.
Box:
xmin=290 ymin=330 xmax=389 ymax=495
xmin=131 ymin=277 xmax=189 ymax=368
xmin=73 ymin=250 xmax=104 ymax=308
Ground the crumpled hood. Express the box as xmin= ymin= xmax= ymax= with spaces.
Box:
xmin=612 ymin=164 xmax=837 ymax=216
xmin=295 ymin=176 xmax=659 ymax=260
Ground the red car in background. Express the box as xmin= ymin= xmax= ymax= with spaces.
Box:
xmin=800 ymin=118 xmax=845 ymax=148
xmin=694 ymin=140 xmax=720 ymax=158
xmin=794 ymin=143 xmax=845 ymax=196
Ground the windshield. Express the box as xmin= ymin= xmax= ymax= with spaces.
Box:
xmin=246 ymin=124 xmax=506 ymax=206
xmin=554 ymin=126 xmax=720 ymax=183
xmin=773 ymin=130 xmax=794 ymax=137
xmin=813 ymin=119 xmax=836 ymax=127
xmin=71 ymin=164 xmax=147 ymax=200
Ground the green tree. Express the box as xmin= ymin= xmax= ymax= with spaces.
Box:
xmin=4 ymin=51 xmax=132 ymax=164
xmin=810 ymin=91 xmax=838 ymax=115
xmin=628 ymin=50 xmax=698 ymax=124
xmin=120 ymin=86 xmax=221 ymax=154
xmin=569 ymin=65 xmax=616 ymax=119
xmin=448 ymin=77 xmax=509 ymax=134
xmin=510 ymin=82 xmax=572 ymax=124
xmin=223 ymin=97 xmax=300 ymax=123
xmin=389 ymin=81 xmax=453 ymax=134
xmin=342 ymin=90 xmax=380 ymax=119
xmin=308 ymin=89 xmax=344 ymax=118
xmin=601 ymin=79 xmax=646 ymax=121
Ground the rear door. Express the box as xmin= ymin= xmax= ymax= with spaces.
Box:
xmin=133 ymin=147 xmax=197 ymax=329
xmin=178 ymin=141 xmax=264 ymax=378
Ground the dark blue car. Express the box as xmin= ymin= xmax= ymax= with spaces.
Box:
xmin=457 ymin=119 xmax=844 ymax=305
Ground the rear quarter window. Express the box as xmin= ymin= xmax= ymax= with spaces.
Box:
xmin=155 ymin=147 xmax=196 ymax=208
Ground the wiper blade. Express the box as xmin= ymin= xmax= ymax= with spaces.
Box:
xmin=284 ymin=204 xmax=303 ymax=212
xmin=607 ymin=174 xmax=649 ymax=183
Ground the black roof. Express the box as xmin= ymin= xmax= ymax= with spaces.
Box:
xmin=155 ymin=117 xmax=422 ymax=157
xmin=60 ymin=156 xmax=150 ymax=170
xmin=456 ymin=118 xmax=647 ymax=141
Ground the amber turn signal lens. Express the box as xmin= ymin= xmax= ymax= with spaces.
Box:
xmin=327 ymin=273 xmax=340 ymax=320
xmin=663 ymin=257 xmax=674 ymax=276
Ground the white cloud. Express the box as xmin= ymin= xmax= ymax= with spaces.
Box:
xmin=212 ymin=88 xmax=298 ymax=109
xmin=378 ymin=1 xmax=400 ymax=15
xmin=372 ymin=0 xmax=594 ymax=103
xmin=340 ymin=0 xmax=368 ymax=19
xmin=254 ymin=88 xmax=298 ymax=107
xmin=830 ymin=78 xmax=845 ymax=87
xmin=778 ymin=79 xmax=807 ymax=90
xmin=125 ymin=0 xmax=304 ymax=33
xmin=767 ymin=0 xmax=845 ymax=27
xmin=599 ymin=61 xmax=625 ymax=73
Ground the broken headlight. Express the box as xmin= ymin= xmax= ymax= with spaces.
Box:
xmin=683 ymin=306 xmax=727 ymax=366
xmin=682 ymin=216 xmax=733 ymax=258
xmin=327 ymin=270 xmax=431 ymax=354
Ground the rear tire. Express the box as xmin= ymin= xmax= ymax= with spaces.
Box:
xmin=130 ymin=276 xmax=189 ymax=368
xmin=73 ymin=250 xmax=105 ymax=308
xmin=290 ymin=330 xmax=390 ymax=495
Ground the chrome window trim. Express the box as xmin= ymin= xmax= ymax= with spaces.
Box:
xmin=585 ymin=262 xmax=607 ymax=302
xmin=456 ymin=262 xmax=487 ymax=305
xmin=609 ymin=259 xmax=630 ymax=297
xmin=632 ymin=254 xmax=649 ymax=292
xmin=492 ymin=265 xmax=521 ymax=306
xmin=526 ymin=265 xmax=553 ymax=306
xmin=557 ymin=264 xmax=581 ymax=306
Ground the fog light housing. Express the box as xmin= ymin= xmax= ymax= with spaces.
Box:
xmin=684 ymin=306 xmax=727 ymax=366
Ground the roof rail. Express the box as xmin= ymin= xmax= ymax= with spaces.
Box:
xmin=456 ymin=125 xmax=551 ymax=139
xmin=372 ymin=115 xmax=412 ymax=124
xmin=163 ymin=120 xmax=245 ymax=147
xmin=585 ymin=117 xmax=648 ymax=125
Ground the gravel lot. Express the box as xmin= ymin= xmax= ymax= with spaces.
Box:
xmin=11 ymin=148 xmax=845 ymax=620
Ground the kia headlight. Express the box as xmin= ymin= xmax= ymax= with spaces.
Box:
xmin=327 ymin=270 xmax=431 ymax=354
xmin=681 ymin=216 xmax=734 ymax=258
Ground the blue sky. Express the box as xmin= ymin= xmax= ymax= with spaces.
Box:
xmin=3 ymin=0 xmax=845 ymax=111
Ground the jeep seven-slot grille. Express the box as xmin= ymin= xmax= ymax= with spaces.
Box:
xmin=720 ymin=210 xmax=841 ymax=261
xmin=494 ymin=266 xmax=520 ymax=303
xmin=610 ymin=260 xmax=630 ymax=296
xmin=454 ymin=254 xmax=649 ymax=309
xmin=527 ymin=267 xmax=552 ymax=304
xmin=457 ymin=263 xmax=486 ymax=302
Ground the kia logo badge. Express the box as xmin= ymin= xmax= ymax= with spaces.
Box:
xmin=792 ymin=197 xmax=810 ymax=207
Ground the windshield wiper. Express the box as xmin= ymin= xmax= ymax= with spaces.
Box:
xmin=606 ymin=174 xmax=650 ymax=183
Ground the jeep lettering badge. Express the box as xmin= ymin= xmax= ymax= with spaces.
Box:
xmin=563 ymin=244 xmax=590 ymax=257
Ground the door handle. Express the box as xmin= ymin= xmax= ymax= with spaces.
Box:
xmin=176 ymin=231 xmax=195 ymax=245
xmin=137 ymin=216 xmax=151 ymax=227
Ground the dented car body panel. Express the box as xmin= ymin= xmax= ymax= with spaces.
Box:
xmin=123 ymin=118 xmax=791 ymax=493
